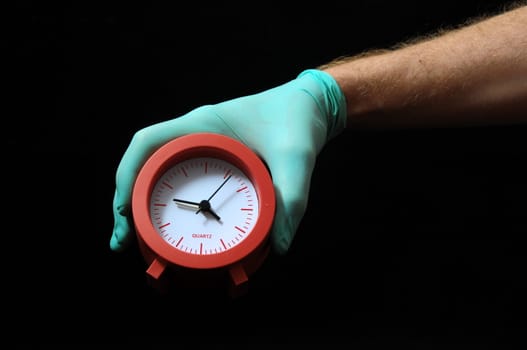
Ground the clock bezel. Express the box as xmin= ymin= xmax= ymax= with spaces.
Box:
xmin=132 ymin=133 xmax=276 ymax=270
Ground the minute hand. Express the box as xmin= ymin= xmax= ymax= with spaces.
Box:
xmin=196 ymin=174 xmax=233 ymax=215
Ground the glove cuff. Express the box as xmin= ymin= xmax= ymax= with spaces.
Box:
xmin=297 ymin=69 xmax=347 ymax=141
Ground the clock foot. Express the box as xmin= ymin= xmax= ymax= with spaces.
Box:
xmin=228 ymin=263 xmax=249 ymax=298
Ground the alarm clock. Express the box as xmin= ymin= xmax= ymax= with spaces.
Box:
xmin=131 ymin=133 xmax=276 ymax=297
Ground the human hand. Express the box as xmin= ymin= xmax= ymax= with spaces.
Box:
xmin=110 ymin=69 xmax=347 ymax=255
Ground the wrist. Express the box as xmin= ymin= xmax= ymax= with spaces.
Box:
xmin=296 ymin=69 xmax=347 ymax=141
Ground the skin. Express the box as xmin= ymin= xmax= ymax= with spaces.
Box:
xmin=321 ymin=3 xmax=527 ymax=129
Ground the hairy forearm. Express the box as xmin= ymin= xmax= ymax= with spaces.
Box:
xmin=322 ymin=4 xmax=527 ymax=129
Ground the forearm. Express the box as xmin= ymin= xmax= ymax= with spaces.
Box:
xmin=322 ymin=4 xmax=527 ymax=129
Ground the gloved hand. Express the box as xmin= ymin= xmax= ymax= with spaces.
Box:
xmin=110 ymin=69 xmax=347 ymax=255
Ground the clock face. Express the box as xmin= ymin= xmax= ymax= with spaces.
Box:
xmin=149 ymin=157 xmax=260 ymax=255
xmin=132 ymin=133 xmax=275 ymax=272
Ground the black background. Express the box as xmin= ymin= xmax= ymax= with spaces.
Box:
xmin=8 ymin=0 xmax=527 ymax=346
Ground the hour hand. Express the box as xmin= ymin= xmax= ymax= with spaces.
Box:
xmin=173 ymin=198 xmax=201 ymax=210
xmin=173 ymin=198 xmax=221 ymax=221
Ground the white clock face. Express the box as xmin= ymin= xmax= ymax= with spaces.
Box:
xmin=149 ymin=157 xmax=260 ymax=255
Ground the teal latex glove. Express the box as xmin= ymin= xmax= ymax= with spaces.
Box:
xmin=110 ymin=69 xmax=347 ymax=255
